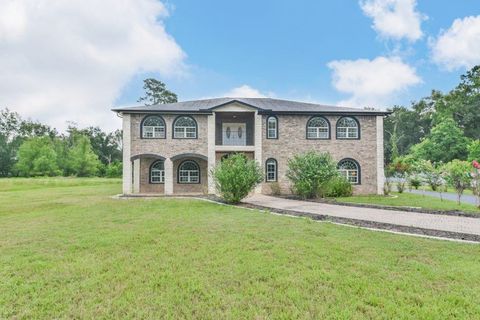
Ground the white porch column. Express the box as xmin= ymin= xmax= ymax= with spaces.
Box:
xmin=122 ymin=113 xmax=132 ymax=194
xmin=164 ymin=158 xmax=174 ymax=195
xmin=376 ymin=115 xmax=385 ymax=195
xmin=207 ymin=112 xmax=216 ymax=194
xmin=133 ymin=159 xmax=140 ymax=193
xmin=254 ymin=111 xmax=263 ymax=194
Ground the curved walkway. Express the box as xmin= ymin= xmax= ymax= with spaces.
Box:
xmin=243 ymin=194 xmax=480 ymax=241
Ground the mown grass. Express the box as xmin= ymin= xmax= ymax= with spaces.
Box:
xmin=336 ymin=192 xmax=480 ymax=215
xmin=1 ymin=178 xmax=479 ymax=319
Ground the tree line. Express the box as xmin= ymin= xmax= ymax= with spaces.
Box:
xmin=0 ymin=78 xmax=177 ymax=178
xmin=384 ymin=65 xmax=480 ymax=165
xmin=0 ymin=109 xmax=122 ymax=177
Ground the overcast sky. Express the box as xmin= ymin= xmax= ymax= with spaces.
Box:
xmin=1 ymin=0 xmax=479 ymax=131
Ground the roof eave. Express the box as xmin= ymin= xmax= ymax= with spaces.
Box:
xmin=257 ymin=110 xmax=392 ymax=116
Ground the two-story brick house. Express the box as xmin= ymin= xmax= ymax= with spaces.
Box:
xmin=112 ymin=98 xmax=389 ymax=196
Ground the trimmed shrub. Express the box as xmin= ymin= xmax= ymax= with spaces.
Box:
xmin=212 ymin=153 xmax=263 ymax=204
xmin=286 ymin=151 xmax=338 ymax=199
xmin=322 ymin=175 xmax=353 ymax=197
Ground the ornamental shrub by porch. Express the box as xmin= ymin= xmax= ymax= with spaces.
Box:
xmin=286 ymin=151 xmax=338 ymax=199
xmin=212 ymin=153 xmax=263 ymax=204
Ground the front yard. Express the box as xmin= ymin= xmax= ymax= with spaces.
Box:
xmin=1 ymin=178 xmax=479 ymax=318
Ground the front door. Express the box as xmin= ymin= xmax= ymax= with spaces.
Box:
xmin=222 ymin=123 xmax=246 ymax=146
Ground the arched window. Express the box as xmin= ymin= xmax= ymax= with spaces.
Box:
xmin=265 ymin=158 xmax=277 ymax=182
xmin=178 ymin=160 xmax=200 ymax=183
xmin=307 ymin=116 xmax=330 ymax=139
xmin=267 ymin=116 xmax=278 ymax=139
xmin=173 ymin=116 xmax=197 ymax=138
xmin=338 ymin=159 xmax=360 ymax=184
xmin=150 ymin=160 xmax=165 ymax=183
xmin=142 ymin=115 xmax=165 ymax=138
xmin=336 ymin=117 xmax=359 ymax=139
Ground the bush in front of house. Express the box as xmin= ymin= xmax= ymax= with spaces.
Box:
xmin=286 ymin=151 xmax=339 ymax=199
xmin=321 ymin=175 xmax=353 ymax=197
xmin=212 ymin=153 xmax=263 ymax=204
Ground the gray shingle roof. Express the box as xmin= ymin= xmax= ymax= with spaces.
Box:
xmin=111 ymin=97 xmax=390 ymax=115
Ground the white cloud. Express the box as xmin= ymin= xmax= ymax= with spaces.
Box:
xmin=222 ymin=85 xmax=270 ymax=98
xmin=431 ymin=16 xmax=480 ymax=71
xmin=328 ymin=56 xmax=421 ymax=108
xmin=360 ymin=0 xmax=425 ymax=41
xmin=0 ymin=0 xmax=185 ymax=131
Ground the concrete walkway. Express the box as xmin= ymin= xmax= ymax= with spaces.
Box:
xmin=243 ymin=194 xmax=480 ymax=238
xmin=407 ymin=189 xmax=478 ymax=205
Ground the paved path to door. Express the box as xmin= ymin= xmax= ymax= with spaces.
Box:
xmin=243 ymin=194 xmax=480 ymax=237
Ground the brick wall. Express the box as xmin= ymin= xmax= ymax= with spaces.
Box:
xmin=261 ymin=115 xmax=378 ymax=195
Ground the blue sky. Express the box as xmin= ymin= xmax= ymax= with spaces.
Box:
xmin=118 ymin=0 xmax=478 ymax=109
xmin=1 ymin=0 xmax=479 ymax=130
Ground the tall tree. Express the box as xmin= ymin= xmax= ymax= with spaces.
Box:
xmin=138 ymin=78 xmax=178 ymax=105
xmin=70 ymin=126 xmax=122 ymax=165
xmin=438 ymin=66 xmax=480 ymax=140
xmin=410 ymin=118 xmax=470 ymax=163
xmin=384 ymin=103 xmax=432 ymax=163
xmin=67 ymin=135 xmax=101 ymax=177
xmin=15 ymin=136 xmax=60 ymax=177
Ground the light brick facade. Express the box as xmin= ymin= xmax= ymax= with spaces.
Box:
xmin=117 ymin=99 xmax=387 ymax=196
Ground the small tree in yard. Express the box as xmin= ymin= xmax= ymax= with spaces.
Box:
xmin=212 ymin=153 xmax=263 ymax=204
xmin=442 ymin=160 xmax=472 ymax=205
xmin=472 ymin=160 xmax=480 ymax=208
xmin=417 ymin=160 xmax=445 ymax=200
xmin=286 ymin=151 xmax=338 ymax=199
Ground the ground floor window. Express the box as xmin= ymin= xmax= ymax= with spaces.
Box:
xmin=178 ymin=160 xmax=200 ymax=183
xmin=337 ymin=158 xmax=360 ymax=184
xmin=266 ymin=158 xmax=277 ymax=182
xmin=150 ymin=160 xmax=165 ymax=183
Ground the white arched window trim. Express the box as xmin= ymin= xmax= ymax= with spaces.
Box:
xmin=173 ymin=116 xmax=197 ymax=139
xmin=178 ymin=160 xmax=200 ymax=183
xmin=336 ymin=117 xmax=359 ymax=139
xmin=150 ymin=160 xmax=165 ymax=183
xmin=267 ymin=116 xmax=278 ymax=139
xmin=142 ymin=116 xmax=165 ymax=138
xmin=266 ymin=158 xmax=277 ymax=182
xmin=338 ymin=159 xmax=360 ymax=184
xmin=307 ymin=117 xmax=329 ymax=139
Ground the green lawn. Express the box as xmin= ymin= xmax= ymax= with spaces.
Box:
xmin=336 ymin=192 xmax=480 ymax=215
xmin=1 ymin=178 xmax=479 ymax=318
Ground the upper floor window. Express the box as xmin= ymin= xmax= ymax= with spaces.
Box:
xmin=307 ymin=116 xmax=330 ymax=139
xmin=142 ymin=115 xmax=165 ymax=138
xmin=336 ymin=117 xmax=359 ymax=139
xmin=338 ymin=158 xmax=360 ymax=184
xmin=150 ymin=160 xmax=165 ymax=183
xmin=178 ymin=160 xmax=200 ymax=183
xmin=265 ymin=158 xmax=277 ymax=182
xmin=173 ymin=116 xmax=197 ymax=139
xmin=267 ymin=116 xmax=278 ymax=139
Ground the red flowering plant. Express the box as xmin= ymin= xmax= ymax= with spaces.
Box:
xmin=473 ymin=160 xmax=480 ymax=208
